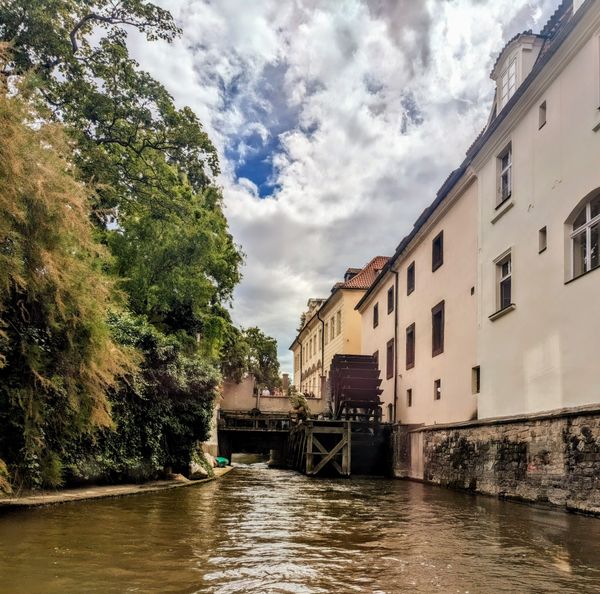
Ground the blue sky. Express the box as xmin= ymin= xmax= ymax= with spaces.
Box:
xmin=129 ymin=0 xmax=560 ymax=373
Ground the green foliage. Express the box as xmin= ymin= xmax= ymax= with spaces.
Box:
xmin=0 ymin=459 xmax=12 ymax=495
xmin=0 ymin=0 xmax=247 ymax=489
xmin=64 ymin=312 xmax=220 ymax=483
xmin=0 ymin=64 xmax=133 ymax=489
xmin=288 ymin=385 xmax=311 ymax=420
xmin=221 ymin=326 xmax=281 ymax=389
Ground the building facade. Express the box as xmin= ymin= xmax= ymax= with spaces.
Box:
xmin=357 ymin=0 xmax=600 ymax=424
xmin=357 ymin=173 xmax=479 ymax=426
xmin=290 ymin=257 xmax=389 ymax=412
xmin=473 ymin=0 xmax=600 ymax=418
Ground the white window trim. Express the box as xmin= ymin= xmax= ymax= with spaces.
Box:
xmin=570 ymin=200 xmax=600 ymax=278
xmin=490 ymin=248 xmax=516 ymax=321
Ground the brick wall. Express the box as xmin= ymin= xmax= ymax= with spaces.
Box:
xmin=393 ymin=407 xmax=600 ymax=515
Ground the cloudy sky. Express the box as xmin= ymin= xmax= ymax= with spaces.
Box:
xmin=129 ymin=0 xmax=558 ymax=373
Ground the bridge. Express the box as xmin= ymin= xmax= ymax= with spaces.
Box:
xmin=217 ymin=410 xmax=390 ymax=476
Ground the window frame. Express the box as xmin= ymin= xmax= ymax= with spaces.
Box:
xmin=336 ymin=310 xmax=342 ymax=336
xmin=497 ymin=253 xmax=512 ymax=311
xmin=431 ymin=300 xmax=445 ymax=357
xmin=570 ymin=197 xmax=600 ymax=279
xmin=387 ymin=285 xmax=394 ymax=314
xmin=373 ymin=302 xmax=379 ymax=328
xmin=407 ymin=261 xmax=415 ymax=295
xmin=432 ymin=231 xmax=444 ymax=272
xmin=500 ymin=57 xmax=517 ymax=108
xmin=497 ymin=144 xmax=512 ymax=207
xmin=434 ymin=378 xmax=442 ymax=401
xmin=405 ymin=323 xmax=415 ymax=370
xmin=386 ymin=338 xmax=395 ymax=380
xmin=407 ymin=388 xmax=413 ymax=408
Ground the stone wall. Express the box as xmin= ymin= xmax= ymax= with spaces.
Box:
xmin=394 ymin=406 xmax=600 ymax=515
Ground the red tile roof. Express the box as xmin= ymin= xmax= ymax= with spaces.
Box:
xmin=340 ymin=256 xmax=389 ymax=289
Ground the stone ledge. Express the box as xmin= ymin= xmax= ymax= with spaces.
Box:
xmin=409 ymin=403 xmax=600 ymax=433
xmin=0 ymin=466 xmax=234 ymax=510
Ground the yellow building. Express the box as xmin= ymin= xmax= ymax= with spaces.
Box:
xmin=290 ymin=256 xmax=389 ymax=414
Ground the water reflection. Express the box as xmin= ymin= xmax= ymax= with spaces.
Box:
xmin=0 ymin=463 xmax=599 ymax=593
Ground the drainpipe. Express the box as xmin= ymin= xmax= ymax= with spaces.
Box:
xmin=316 ymin=310 xmax=326 ymax=400
xmin=393 ymin=269 xmax=399 ymax=424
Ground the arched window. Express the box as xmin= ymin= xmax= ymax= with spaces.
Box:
xmin=570 ymin=193 xmax=600 ymax=278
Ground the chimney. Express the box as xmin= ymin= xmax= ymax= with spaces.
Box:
xmin=282 ymin=373 xmax=289 ymax=392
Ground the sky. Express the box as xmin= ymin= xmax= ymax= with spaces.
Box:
xmin=127 ymin=0 xmax=559 ymax=374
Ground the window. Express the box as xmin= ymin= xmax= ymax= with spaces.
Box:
xmin=496 ymin=253 xmax=512 ymax=310
xmin=373 ymin=350 xmax=379 ymax=368
xmin=373 ymin=303 xmax=379 ymax=328
xmin=498 ymin=145 xmax=512 ymax=205
xmin=387 ymin=286 xmax=394 ymax=314
xmin=407 ymin=389 xmax=413 ymax=408
xmin=431 ymin=301 xmax=445 ymax=357
xmin=539 ymin=226 xmax=547 ymax=253
xmin=432 ymin=231 xmax=444 ymax=271
xmin=330 ymin=317 xmax=335 ymax=340
xmin=570 ymin=195 xmax=600 ymax=278
xmin=434 ymin=378 xmax=442 ymax=401
xmin=318 ymin=328 xmax=322 ymax=348
xmin=387 ymin=403 xmax=393 ymax=423
xmin=472 ymin=366 xmax=481 ymax=394
xmin=405 ymin=323 xmax=415 ymax=369
xmin=386 ymin=339 xmax=395 ymax=380
xmin=324 ymin=322 xmax=329 ymax=345
xmin=336 ymin=310 xmax=342 ymax=335
xmin=407 ymin=262 xmax=415 ymax=295
xmin=539 ymin=100 xmax=547 ymax=129
xmin=500 ymin=57 xmax=517 ymax=108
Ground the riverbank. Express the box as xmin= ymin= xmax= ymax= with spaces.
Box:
xmin=0 ymin=466 xmax=234 ymax=510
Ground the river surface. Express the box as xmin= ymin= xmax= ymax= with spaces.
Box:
xmin=1 ymin=458 xmax=600 ymax=593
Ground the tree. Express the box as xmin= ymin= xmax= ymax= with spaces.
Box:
xmin=0 ymin=62 xmax=133 ymax=489
xmin=221 ymin=327 xmax=281 ymax=390
xmin=0 ymin=0 xmax=243 ymax=349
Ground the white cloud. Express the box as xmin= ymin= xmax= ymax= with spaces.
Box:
xmin=128 ymin=0 xmax=558 ymax=373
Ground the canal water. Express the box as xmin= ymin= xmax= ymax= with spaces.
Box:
xmin=1 ymin=459 xmax=600 ymax=594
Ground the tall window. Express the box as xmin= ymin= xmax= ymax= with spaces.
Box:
xmin=373 ymin=303 xmax=379 ymax=328
xmin=571 ymin=195 xmax=600 ymax=278
xmin=336 ymin=310 xmax=342 ymax=335
xmin=498 ymin=145 xmax=512 ymax=204
xmin=431 ymin=301 xmax=445 ymax=357
xmin=330 ymin=317 xmax=335 ymax=340
xmin=407 ymin=389 xmax=413 ymax=408
xmin=324 ymin=322 xmax=329 ymax=345
xmin=405 ymin=323 xmax=415 ymax=369
xmin=407 ymin=261 xmax=415 ymax=295
xmin=500 ymin=57 xmax=517 ymax=108
xmin=386 ymin=339 xmax=395 ymax=380
xmin=496 ymin=254 xmax=512 ymax=310
xmin=387 ymin=285 xmax=394 ymax=314
xmin=432 ymin=231 xmax=444 ymax=271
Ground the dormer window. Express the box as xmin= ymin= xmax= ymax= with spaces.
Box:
xmin=500 ymin=58 xmax=517 ymax=109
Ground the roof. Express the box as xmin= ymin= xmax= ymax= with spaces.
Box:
xmin=341 ymin=256 xmax=389 ymax=289
xmin=289 ymin=255 xmax=390 ymax=350
xmin=356 ymin=0 xmax=580 ymax=313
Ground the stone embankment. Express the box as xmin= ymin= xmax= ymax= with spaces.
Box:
xmin=0 ymin=467 xmax=233 ymax=509
xmin=393 ymin=405 xmax=600 ymax=515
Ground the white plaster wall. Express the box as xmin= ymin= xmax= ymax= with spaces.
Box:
xmin=477 ymin=24 xmax=600 ymax=418
xmin=359 ymin=272 xmax=397 ymax=417
xmin=396 ymin=180 xmax=479 ymax=425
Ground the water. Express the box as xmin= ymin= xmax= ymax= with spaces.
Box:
xmin=1 ymin=460 xmax=600 ymax=593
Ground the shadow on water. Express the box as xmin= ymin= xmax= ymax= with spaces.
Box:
xmin=0 ymin=464 xmax=599 ymax=593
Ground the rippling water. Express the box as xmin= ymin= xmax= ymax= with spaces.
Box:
xmin=1 ymin=460 xmax=600 ymax=593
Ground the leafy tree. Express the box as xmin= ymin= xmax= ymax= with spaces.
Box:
xmin=0 ymin=62 xmax=133 ymax=489
xmin=221 ymin=327 xmax=281 ymax=390
xmin=65 ymin=312 xmax=220 ymax=483
xmin=0 ymin=0 xmax=243 ymax=347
